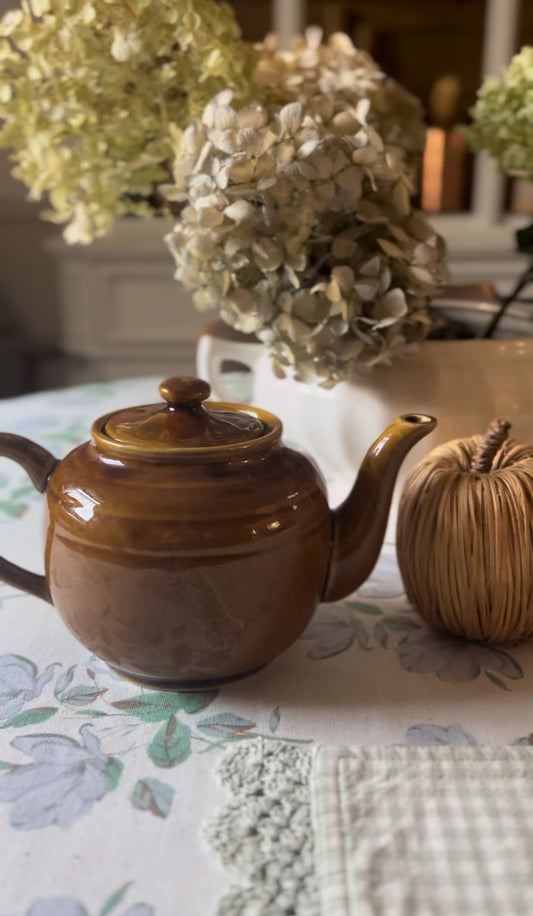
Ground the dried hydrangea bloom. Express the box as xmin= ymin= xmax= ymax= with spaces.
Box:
xmin=0 ymin=0 xmax=255 ymax=243
xmin=166 ymin=74 xmax=448 ymax=387
xmin=463 ymin=46 xmax=533 ymax=181
xmin=255 ymin=29 xmax=426 ymax=183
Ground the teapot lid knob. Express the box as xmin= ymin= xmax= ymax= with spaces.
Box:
xmin=96 ymin=375 xmax=273 ymax=455
xmin=159 ymin=377 xmax=211 ymax=409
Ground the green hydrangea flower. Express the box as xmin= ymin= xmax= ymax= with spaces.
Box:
xmin=463 ymin=46 xmax=533 ymax=181
xmin=0 ymin=0 xmax=256 ymax=243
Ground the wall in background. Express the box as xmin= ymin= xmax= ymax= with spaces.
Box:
xmin=0 ymin=0 xmax=61 ymax=368
xmin=0 ymin=141 xmax=66 ymax=393
xmin=0 ymin=168 xmax=60 ymax=346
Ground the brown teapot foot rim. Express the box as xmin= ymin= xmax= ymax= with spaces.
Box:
xmin=108 ymin=663 xmax=265 ymax=692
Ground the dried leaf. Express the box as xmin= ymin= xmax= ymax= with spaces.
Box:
xmin=378 ymin=238 xmax=407 ymax=260
xmin=279 ymin=102 xmax=304 ymax=135
xmin=224 ymin=200 xmax=255 ymax=221
xmin=332 ymin=237 xmax=357 ymax=260
xmin=332 ymin=265 xmax=355 ymax=293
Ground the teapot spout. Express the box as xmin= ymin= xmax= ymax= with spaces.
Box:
xmin=322 ymin=414 xmax=436 ymax=602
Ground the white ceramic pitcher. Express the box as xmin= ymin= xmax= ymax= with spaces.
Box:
xmin=197 ymin=296 xmax=533 ymax=516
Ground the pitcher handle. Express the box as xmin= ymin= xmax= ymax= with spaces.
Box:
xmin=196 ymin=323 xmax=264 ymax=403
xmin=0 ymin=433 xmax=58 ymax=603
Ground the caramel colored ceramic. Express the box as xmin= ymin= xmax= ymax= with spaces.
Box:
xmin=0 ymin=378 xmax=436 ymax=689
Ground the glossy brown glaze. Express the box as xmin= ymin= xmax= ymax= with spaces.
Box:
xmin=106 ymin=377 xmax=265 ymax=450
xmin=45 ymin=435 xmax=331 ymax=687
xmin=0 ymin=433 xmax=57 ymax=603
xmin=0 ymin=377 xmax=437 ymax=690
xmin=323 ymin=414 xmax=437 ymax=601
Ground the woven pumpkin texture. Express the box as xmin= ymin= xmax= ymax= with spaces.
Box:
xmin=397 ymin=425 xmax=533 ymax=644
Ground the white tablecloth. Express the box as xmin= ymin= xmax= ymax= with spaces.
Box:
xmin=0 ymin=379 xmax=532 ymax=916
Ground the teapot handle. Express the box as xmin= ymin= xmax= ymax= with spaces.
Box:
xmin=0 ymin=434 xmax=58 ymax=604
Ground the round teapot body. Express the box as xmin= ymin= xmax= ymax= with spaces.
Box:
xmin=45 ymin=440 xmax=331 ymax=688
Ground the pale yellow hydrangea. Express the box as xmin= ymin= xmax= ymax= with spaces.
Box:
xmin=0 ymin=0 xmax=255 ymax=242
xmin=166 ymin=34 xmax=448 ymax=387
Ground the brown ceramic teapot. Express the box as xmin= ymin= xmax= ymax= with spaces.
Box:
xmin=0 ymin=378 xmax=435 ymax=690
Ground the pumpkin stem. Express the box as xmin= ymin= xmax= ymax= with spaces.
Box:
xmin=470 ymin=419 xmax=511 ymax=473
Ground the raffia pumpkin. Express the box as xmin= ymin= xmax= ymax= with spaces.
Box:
xmin=396 ymin=421 xmax=533 ymax=644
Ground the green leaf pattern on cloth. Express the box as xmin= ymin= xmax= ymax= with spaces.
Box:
xmin=302 ymin=600 xmax=525 ymax=687
xmin=147 ymin=716 xmax=191 ymax=768
xmin=5 ymin=883 xmax=154 ymax=915
xmin=0 ymin=564 xmax=527 ymax=838
xmin=130 ymin=778 xmax=175 ymax=818
xmin=0 ymin=707 xmax=57 ymax=729
xmin=0 ymin=653 xmax=300 ymax=831
xmin=196 ymin=712 xmax=256 ymax=738
xmin=1 ymin=379 xmax=533 ymax=913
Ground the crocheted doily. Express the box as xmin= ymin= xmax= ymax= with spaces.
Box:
xmin=204 ymin=739 xmax=317 ymax=916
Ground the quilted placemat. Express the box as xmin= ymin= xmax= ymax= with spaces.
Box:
xmin=207 ymin=740 xmax=533 ymax=915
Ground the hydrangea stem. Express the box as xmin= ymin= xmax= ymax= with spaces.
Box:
xmin=483 ymin=259 xmax=533 ymax=339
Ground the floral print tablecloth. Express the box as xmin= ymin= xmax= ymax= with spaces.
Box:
xmin=1 ymin=378 xmax=533 ymax=916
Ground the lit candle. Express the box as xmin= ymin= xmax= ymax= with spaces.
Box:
xmin=273 ymin=0 xmax=305 ymax=50
xmin=422 ymin=128 xmax=446 ymax=213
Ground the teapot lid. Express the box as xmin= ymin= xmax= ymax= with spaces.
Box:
xmin=92 ymin=377 xmax=277 ymax=460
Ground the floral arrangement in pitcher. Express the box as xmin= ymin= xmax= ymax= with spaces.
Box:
xmin=166 ymin=30 xmax=448 ymax=385
xmin=0 ymin=0 xmax=448 ymax=385
xmin=0 ymin=0 xmax=254 ymax=243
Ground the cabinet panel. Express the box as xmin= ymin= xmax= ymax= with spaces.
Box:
xmin=106 ymin=277 xmax=197 ymax=346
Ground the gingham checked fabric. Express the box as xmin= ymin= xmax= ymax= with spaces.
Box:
xmin=312 ymin=746 xmax=533 ymax=916
xmin=209 ymin=742 xmax=533 ymax=915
